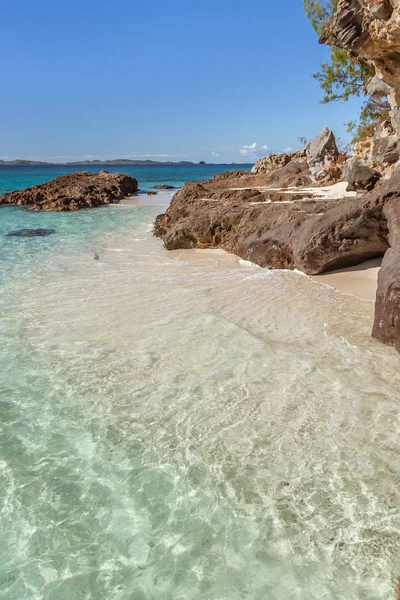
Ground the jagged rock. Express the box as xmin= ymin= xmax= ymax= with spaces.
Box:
xmin=320 ymin=0 xmax=400 ymax=136
xmin=344 ymin=159 xmax=381 ymax=191
xmin=154 ymin=169 xmax=390 ymax=275
xmin=0 ymin=171 xmax=138 ymax=212
xmin=251 ymin=149 xmax=307 ymax=174
xmin=369 ymin=0 xmax=393 ymax=20
xmin=372 ymin=137 xmax=399 ymax=165
xmin=366 ymin=75 xmax=393 ymax=98
xmin=262 ymin=159 xmax=312 ymax=188
xmin=307 ymin=127 xmax=339 ymax=178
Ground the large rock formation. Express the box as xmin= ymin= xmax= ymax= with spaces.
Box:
xmin=154 ymin=167 xmax=393 ymax=275
xmin=156 ymin=157 xmax=400 ymax=351
xmin=320 ymin=0 xmax=400 ymax=349
xmin=373 ymin=194 xmax=400 ymax=350
xmin=0 ymin=171 xmax=138 ymax=211
xmin=253 ymin=128 xmax=343 ymax=182
xmin=320 ymin=0 xmax=400 ymax=136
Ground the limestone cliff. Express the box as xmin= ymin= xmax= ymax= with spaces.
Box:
xmin=320 ymin=0 xmax=400 ymax=136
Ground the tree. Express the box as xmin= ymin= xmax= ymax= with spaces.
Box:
xmin=304 ymin=0 xmax=373 ymax=104
xmin=304 ymin=0 xmax=388 ymax=141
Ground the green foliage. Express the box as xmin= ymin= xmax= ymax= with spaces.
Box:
xmin=304 ymin=0 xmax=388 ymax=142
xmin=347 ymin=97 xmax=391 ymax=141
xmin=304 ymin=0 xmax=373 ymax=104
xmin=315 ymin=48 xmax=374 ymax=104
xmin=303 ymin=0 xmax=336 ymax=36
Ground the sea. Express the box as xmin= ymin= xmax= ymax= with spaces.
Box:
xmin=0 ymin=164 xmax=400 ymax=600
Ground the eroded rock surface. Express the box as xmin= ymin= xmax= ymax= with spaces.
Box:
xmin=320 ymin=0 xmax=400 ymax=350
xmin=320 ymin=0 xmax=400 ymax=135
xmin=373 ymin=188 xmax=400 ymax=350
xmin=155 ymin=166 xmax=393 ymax=275
xmin=344 ymin=159 xmax=382 ymax=190
xmin=0 ymin=171 xmax=138 ymax=211
xmin=307 ymin=127 xmax=339 ymax=178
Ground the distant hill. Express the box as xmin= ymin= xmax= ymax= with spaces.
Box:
xmin=0 ymin=159 xmax=198 ymax=167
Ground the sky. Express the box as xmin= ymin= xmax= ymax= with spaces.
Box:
xmin=0 ymin=0 xmax=363 ymax=163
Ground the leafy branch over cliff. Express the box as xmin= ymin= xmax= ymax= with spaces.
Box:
xmin=304 ymin=0 xmax=373 ymax=103
xmin=304 ymin=0 xmax=389 ymax=141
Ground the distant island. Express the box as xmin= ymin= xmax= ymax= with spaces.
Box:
xmin=0 ymin=159 xmax=200 ymax=167
xmin=0 ymin=159 xmax=253 ymax=167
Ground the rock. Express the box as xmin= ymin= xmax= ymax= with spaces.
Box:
xmin=373 ymin=192 xmax=400 ymax=350
xmin=251 ymin=150 xmax=307 ymax=175
xmin=154 ymin=168 xmax=390 ymax=275
xmin=0 ymin=171 xmax=138 ymax=212
xmin=147 ymin=191 xmax=158 ymax=196
xmin=368 ymin=0 xmax=393 ymax=20
xmin=320 ymin=0 xmax=400 ymax=137
xmin=307 ymin=127 xmax=339 ymax=178
xmin=344 ymin=159 xmax=381 ymax=191
xmin=153 ymin=185 xmax=175 ymax=190
xmin=262 ymin=159 xmax=312 ymax=188
xmin=366 ymin=75 xmax=393 ymax=98
xmin=6 ymin=228 xmax=56 ymax=237
xmin=372 ymin=137 xmax=399 ymax=165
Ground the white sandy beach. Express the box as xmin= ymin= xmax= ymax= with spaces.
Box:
xmin=124 ymin=190 xmax=382 ymax=303
xmin=311 ymin=258 xmax=381 ymax=301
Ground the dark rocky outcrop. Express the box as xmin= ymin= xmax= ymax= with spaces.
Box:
xmin=372 ymin=137 xmax=399 ymax=165
xmin=0 ymin=171 xmax=138 ymax=211
xmin=154 ymin=168 xmax=393 ymax=275
xmin=154 ymin=185 xmax=175 ymax=190
xmin=344 ymin=159 xmax=382 ymax=191
xmin=319 ymin=0 xmax=400 ymax=350
xmin=373 ymin=193 xmax=400 ymax=350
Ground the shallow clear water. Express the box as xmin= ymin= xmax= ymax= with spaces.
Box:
xmin=0 ymin=163 xmax=252 ymax=195
xmin=1 ymin=179 xmax=400 ymax=598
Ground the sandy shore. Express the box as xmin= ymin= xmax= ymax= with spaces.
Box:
xmin=123 ymin=188 xmax=381 ymax=303
xmin=311 ymin=258 xmax=381 ymax=302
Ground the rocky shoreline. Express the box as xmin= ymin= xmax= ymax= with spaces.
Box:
xmin=0 ymin=170 xmax=138 ymax=212
xmin=154 ymin=0 xmax=400 ymax=353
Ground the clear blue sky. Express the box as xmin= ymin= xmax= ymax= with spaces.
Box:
xmin=0 ymin=0 xmax=362 ymax=163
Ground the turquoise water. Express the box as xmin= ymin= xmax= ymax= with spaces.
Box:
xmin=1 ymin=167 xmax=400 ymax=599
xmin=0 ymin=164 xmax=252 ymax=195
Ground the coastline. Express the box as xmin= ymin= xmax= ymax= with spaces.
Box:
xmin=127 ymin=191 xmax=382 ymax=303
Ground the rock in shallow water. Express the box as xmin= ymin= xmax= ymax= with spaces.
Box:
xmin=6 ymin=228 xmax=56 ymax=237
xmin=0 ymin=170 xmax=138 ymax=212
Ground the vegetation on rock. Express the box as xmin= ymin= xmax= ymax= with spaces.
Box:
xmin=304 ymin=0 xmax=390 ymax=142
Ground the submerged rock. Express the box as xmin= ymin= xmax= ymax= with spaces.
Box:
xmin=6 ymin=228 xmax=56 ymax=237
xmin=154 ymin=185 xmax=175 ymax=189
xmin=0 ymin=171 xmax=138 ymax=212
